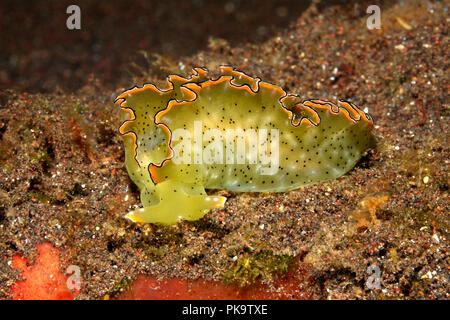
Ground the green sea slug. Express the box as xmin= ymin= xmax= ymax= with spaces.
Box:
xmin=115 ymin=66 xmax=376 ymax=224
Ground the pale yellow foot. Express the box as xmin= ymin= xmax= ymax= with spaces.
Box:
xmin=125 ymin=180 xmax=226 ymax=225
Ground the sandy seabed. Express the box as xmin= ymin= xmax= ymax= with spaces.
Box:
xmin=0 ymin=0 xmax=448 ymax=299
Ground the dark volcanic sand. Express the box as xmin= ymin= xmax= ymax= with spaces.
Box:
xmin=0 ymin=0 xmax=448 ymax=299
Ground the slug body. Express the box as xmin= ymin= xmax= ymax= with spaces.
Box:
xmin=116 ymin=67 xmax=375 ymax=224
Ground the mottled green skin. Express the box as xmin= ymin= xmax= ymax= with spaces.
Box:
xmin=116 ymin=67 xmax=376 ymax=224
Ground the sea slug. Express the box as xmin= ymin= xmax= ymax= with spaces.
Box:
xmin=115 ymin=66 xmax=376 ymax=224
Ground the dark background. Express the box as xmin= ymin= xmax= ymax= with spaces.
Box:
xmin=0 ymin=0 xmax=314 ymax=92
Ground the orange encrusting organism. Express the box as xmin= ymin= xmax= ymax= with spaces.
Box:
xmin=116 ymin=66 xmax=376 ymax=225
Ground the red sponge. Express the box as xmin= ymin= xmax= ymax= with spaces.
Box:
xmin=11 ymin=242 xmax=76 ymax=300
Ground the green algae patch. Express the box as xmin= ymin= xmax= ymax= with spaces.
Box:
xmin=224 ymin=251 xmax=295 ymax=287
